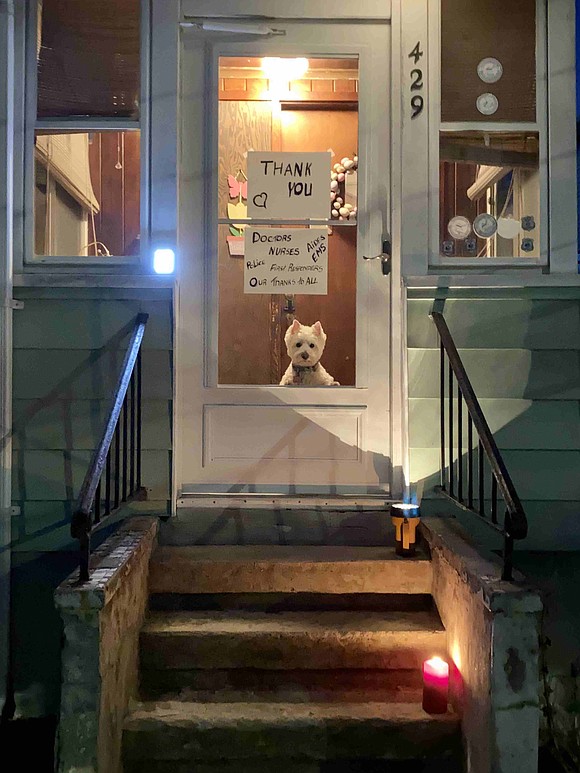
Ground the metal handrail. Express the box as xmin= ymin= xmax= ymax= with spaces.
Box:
xmin=430 ymin=311 xmax=527 ymax=580
xmin=71 ymin=313 xmax=149 ymax=582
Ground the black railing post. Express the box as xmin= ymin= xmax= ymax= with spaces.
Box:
xmin=94 ymin=480 xmax=101 ymax=526
xmin=502 ymin=531 xmax=514 ymax=581
xmin=122 ymin=394 xmax=128 ymax=502
xmin=114 ymin=420 xmax=121 ymax=509
xmin=491 ymin=475 xmax=498 ymax=525
xmin=70 ymin=313 xmax=148 ymax=582
xmin=130 ymin=371 xmax=136 ymax=495
xmin=79 ymin=531 xmax=90 ymax=584
xmin=105 ymin=451 xmax=111 ymax=516
xmin=440 ymin=341 xmax=446 ymax=490
xmin=136 ymin=349 xmax=142 ymax=489
xmin=448 ymin=360 xmax=454 ymax=497
xmin=457 ymin=386 xmax=463 ymax=503
xmin=467 ymin=415 xmax=474 ymax=509
xmin=478 ymin=440 xmax=485 ymax=516
xmin=429 ymin=311 xmax=528 ymax=580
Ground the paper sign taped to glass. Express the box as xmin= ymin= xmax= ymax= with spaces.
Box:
xmin=247 ymin=151 xmax=331 ymax=220
xmin=244 ymin=227 xmax=328 ymax=295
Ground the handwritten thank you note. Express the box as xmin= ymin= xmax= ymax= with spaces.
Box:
xmin=244 ymin=228 xmax=328 ymax=295
xmin=247 ymin=151 xmax=331 ymax=220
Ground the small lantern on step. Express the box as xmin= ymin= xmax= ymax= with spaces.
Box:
xmin=391 ymin=503 xmax=421 ymax=557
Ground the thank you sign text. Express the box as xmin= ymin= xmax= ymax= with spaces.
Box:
xmin=247 ymin=151 xmax=331 ymax=220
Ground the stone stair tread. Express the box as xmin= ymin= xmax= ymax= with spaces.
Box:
xmin=125 ymin=699 xmax=458 ymax=725
xmin=149 ymin=546 xmax=432 ymax=595
xmin=123 ymin=700 xmax=460 ymax=762
xmin=143 ymin=608 xmax=444 ymax=636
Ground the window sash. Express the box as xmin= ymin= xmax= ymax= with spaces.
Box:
xmin=429 ymin=0 xmax=548 ymax=268
xmin=22 ymin=0 xmax=150 ymax=268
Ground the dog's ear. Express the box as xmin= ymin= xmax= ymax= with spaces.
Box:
xmin=289 ymin=319 xmax=301 ymax=334
xmin=312 ymin=321 xmax=324 ymax=337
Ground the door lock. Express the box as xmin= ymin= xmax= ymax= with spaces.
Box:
xmin=363 ymin=238 xmax=392 ymax=275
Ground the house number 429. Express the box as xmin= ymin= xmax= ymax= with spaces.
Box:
xmin=408 ymin=41 xmax=424 ymax=119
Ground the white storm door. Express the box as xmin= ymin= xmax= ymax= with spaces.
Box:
xmin=176 ymin=18 xmax=391 ymax=498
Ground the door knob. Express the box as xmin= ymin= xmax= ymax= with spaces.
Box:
xmin=363 ymin=238 xmax=391 ymax=275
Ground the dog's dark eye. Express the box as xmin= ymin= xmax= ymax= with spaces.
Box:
xmin=295 ymin=342 xmax=302 ymax=348
xmin=309 ymin=343 xmax=315 ymax=348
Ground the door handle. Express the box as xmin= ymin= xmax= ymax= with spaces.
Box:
xmin=363 ymin=238 xmax=392 ymax=275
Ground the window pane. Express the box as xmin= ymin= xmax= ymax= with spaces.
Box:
xmin=37 ymin=0 xmax=140 ymax=118
xmin=441 ymin=0 xmax=536 ymax=122
xmin=440 ymin=132 xmax=540 ymax=258
xmin=217 ymin=56 xmax=359 ymax=386
xmin=34 ymin=131 xmax=140 ymax=257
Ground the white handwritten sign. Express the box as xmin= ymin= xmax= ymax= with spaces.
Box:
xmin=244 ymin=228 xmax=328 ymax=295
xmin=247 ymin=151 xmax=331 ymax=220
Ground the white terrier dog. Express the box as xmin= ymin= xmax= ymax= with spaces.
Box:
xmin=280 ymin=319 xmax=339 ymax=386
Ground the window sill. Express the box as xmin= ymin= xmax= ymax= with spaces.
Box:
xmin=14 ymin=271 xmax=175 ymax=289
xmin=405 ymin=270 xmax=580 ymax=289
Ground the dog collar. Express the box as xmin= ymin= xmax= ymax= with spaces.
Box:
xmin=292 ymin=362 xmax=319 ymax=374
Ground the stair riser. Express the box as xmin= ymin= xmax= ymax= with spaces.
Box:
xmin=139 ymin=668 xmax=424 ymax=702
xmin=148 ymin=592 xmax=435 ymax=614
xmin=123 ymin=758 xmax=462 ymax=773
xmin=141 ymin=630 xmax=447 ymax=671
xmin=123 ymin=719 xmax=461 ymax=763
xmin=149 ymin=557 xmax=432 ymax=596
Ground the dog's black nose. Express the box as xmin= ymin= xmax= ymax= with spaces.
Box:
xmin=301 ymin=352 xmax=309 ymax=360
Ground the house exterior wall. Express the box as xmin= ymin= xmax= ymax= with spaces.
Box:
xmin=9 ymin=286 xmax=172 ymax=717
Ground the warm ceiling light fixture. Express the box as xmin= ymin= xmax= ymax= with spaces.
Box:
xmin=261 ymin=57 xmax=309 ymax=81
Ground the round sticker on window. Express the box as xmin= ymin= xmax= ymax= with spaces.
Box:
xmin=447 ymin=216 xmax=471 ymax=240
xmin=473 ymin=213 xmax=498 ymax=239
xmin=477 ymin=58 xmax=503 ymax=84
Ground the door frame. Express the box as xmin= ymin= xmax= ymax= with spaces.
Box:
xmin=0 ymin=0 xmax=14 ymax=714
xmin=170 ymin=1 xmax=410 ymax=504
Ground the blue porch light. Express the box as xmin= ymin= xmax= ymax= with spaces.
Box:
xmin=153 ymin=248 xmax=175 ymax=275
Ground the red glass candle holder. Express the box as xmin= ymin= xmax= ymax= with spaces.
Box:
xmin=422 ymin=657 xmax=449 ymax=714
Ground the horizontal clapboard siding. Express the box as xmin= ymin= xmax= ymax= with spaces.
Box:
xmin=12 ymin=288 xmax=173 ymax=552
xmin=408 ymin=298 xmax=580 ymax=350
xmin=410 ymin=399 xmax=580 ymax=450
xmin=407 ymin=292 xmax=580 ymax=550
xmin=408 ymin=349 xmax=580 ymax=400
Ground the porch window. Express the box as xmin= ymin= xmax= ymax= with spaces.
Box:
xmin=436 ymin=0 xmax=545 ymax=264
xmin=30 ymin=0 xmax=144 ymax=263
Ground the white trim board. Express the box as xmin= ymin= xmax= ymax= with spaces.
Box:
xmin=405 ymin=273 xmax=580 ymax=290
xmin=181 ymin=0 xmax=392 ymax=21
xmin=0 ymin=0 xmax=14 ymax=716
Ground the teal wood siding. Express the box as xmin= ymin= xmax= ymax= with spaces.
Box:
xmin=10 ymin=287 xmax=172 ymax=717
xmin=407 ymin=291 xmax=580 ymax=551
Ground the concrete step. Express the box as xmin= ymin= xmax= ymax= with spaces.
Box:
xmin=149 ymin=546 xmax=433 ymax=596
xmin=122 ymin=701 xmax=460 ymax=765
xmin=140 ymin=668 xmax=424 ymax=703
xmin=140 ymin=609 xmax=446 ymax=671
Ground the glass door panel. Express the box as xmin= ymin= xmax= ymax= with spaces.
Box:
xmin=217 ymin=56 xmax=359 ymax=386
